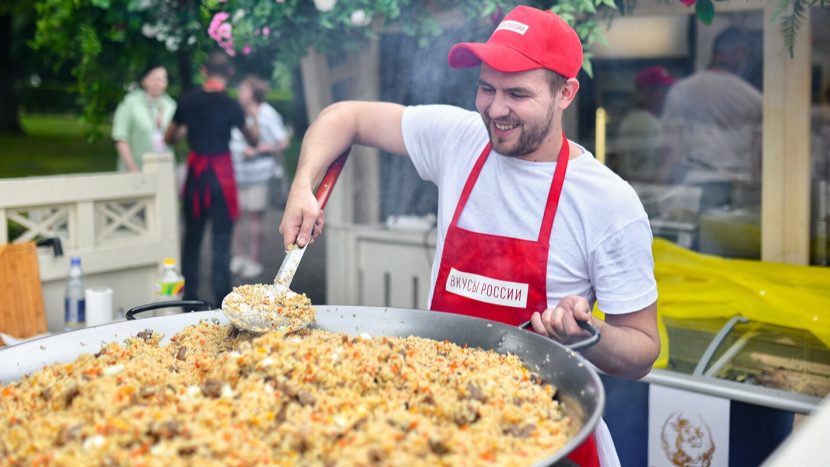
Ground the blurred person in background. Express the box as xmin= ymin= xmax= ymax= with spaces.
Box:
xmin=614 ymin=66 xmax=675 ymax=183
xmin=661 ymin=28 xmax=763 ymax=211
xmin=230 ymin=75 xmax=290 ymax=279
xmin=112 ymin=65 xmax=176 ymax=172
xmin=164 ymin=52 xmax=258 ymax=307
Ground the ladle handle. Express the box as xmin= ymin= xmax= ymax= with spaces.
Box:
xmin=519 ymin=319 xmax=601 ymax=351
xmin=126 ymin=300 xmax=213 ymax=320
xmin=315 ymin=150 xmax=350 ymax=209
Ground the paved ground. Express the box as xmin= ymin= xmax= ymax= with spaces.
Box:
xmin=194 ymin=194 xmax=328 ymax=307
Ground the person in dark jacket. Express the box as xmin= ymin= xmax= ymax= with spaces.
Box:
xmin=165 ymin=51 xmax=258 ymax=306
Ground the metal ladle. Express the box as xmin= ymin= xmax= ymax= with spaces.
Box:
xmin=222 ymin=150 xmax=350 ymax=332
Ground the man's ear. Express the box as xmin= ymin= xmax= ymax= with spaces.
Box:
xmin=559 ymin=78 xmax=580 ymax=110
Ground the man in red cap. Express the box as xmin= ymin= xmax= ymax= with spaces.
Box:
xmin=281 ymin=6 xmax=658 ymax=466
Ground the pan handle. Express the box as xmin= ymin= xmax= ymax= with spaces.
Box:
xmin=519 ymin=319 xmax=601 ymax=351
xmin=126 ymin=300 xmax=213 ymax=320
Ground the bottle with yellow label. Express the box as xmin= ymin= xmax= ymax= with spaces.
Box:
xmin=156 ymin=258 xmax=184 ymax=300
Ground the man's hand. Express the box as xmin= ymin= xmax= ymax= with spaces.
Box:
xmin=531 ymin=297 xmax=660 ymax=380
xmin=530 ymin=295 xmax=594 ymax=345
xmin=278 ymin=101 xmax=407 ymax=248
xmin=279 ymin=187 xmax=325 ymax=248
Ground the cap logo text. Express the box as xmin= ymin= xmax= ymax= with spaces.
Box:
xmin=496 ymin=20 xmax=529 ymax=35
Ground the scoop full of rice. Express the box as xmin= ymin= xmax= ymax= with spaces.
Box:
xmin=222 ymin=283 xmax=316 ymax=332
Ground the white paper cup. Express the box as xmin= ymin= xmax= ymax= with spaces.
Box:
xmin=85 ymin=287 xmax=113 ymax=327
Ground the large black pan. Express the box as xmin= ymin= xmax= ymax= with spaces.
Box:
xmin=0 ymin=304 xmax=604 ymax=466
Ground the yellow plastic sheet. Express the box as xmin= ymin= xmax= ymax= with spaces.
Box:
xmin=650 ymin=238 xmax=830 ymax=368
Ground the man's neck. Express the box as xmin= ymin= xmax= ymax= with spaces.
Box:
xmin=203 ymin=77 xmax=227 ymax=92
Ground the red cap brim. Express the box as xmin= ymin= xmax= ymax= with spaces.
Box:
xmin=448 ymin=42 xmax=543 ymax=73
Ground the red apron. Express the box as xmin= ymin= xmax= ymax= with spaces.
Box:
xmin=429 ymin=134 xmax=600 ymax=466
xmin=185 ymin=151 xmax=240 ymax=221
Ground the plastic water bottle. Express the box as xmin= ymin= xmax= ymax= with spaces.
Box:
xmin=64 ymin=257 xmax=86 ymax=331
xmin=156 ymin=258 xmax=184 ymax=300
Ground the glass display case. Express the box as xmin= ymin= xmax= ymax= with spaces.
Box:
xmin=604 ymin=318 xmax=828 ymax=465
xmin=662 ymin=316 xmax=830 ymax=399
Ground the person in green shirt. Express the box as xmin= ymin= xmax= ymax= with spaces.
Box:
xmin=112 ymin=65 xmax=177 ymax=172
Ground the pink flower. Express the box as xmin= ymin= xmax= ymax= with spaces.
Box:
xmin=209 ymin=12 xmax=229 ymax=30
xmin=217 ymin=23 xmax=232 ymax=40
xmin=262 ymin=26 xmax=270 ymax=37
xmin=208 ymin=12 xmax=230 ymax=41
xmin=242 ymin=45 xmax=252 ymax=55
xmin=207 ymin=11 xmax=238 ymax=56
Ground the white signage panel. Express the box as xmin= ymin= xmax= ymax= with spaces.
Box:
xmin=648 ymin=385 xmax=730 ymax=467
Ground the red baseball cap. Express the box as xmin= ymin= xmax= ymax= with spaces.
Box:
xmin=447 ymin=5 xmax=583 ymax=78
xmin=635 ymin=66 xmax=675 ymax=88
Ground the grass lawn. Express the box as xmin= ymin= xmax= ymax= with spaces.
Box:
xmin=0 ymin=114 xmax=117 ymax=177
xmin=0 ymin=114 xmax=302 ymax=179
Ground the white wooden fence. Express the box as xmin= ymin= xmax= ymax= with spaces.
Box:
xmin=326 ymin=224 xmax=435 ymax=310
xmin=0 ymin=153 xmax=180 ymax=331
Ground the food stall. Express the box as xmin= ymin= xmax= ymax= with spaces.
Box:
xmin=2 ymin=0 xmax=828 ymax=464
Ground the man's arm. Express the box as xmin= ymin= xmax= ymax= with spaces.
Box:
xmin=164 ymin=121 xmax=184 ymax=146
xmin=112 ymin=102 xmax=138 ymax=172
xmin=531 ymin=297 xmax=660 ymax=379
xmin=240 ymin=122 xmax=259 ymax=148
xmin=239 ymin=103 xmax=260 ymax=147
xmin=247 ymin=111 xmax=291 ymax=156
xmin=279 ymin=101 xmax=407 ymax=248
xmin=243 ymin=136 xmax=289 ymax=158
xmin=115 ymin=140 xmax=139 ymax=172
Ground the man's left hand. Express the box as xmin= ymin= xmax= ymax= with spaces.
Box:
xmin=530 ymin=295 xmax=595 ymax=345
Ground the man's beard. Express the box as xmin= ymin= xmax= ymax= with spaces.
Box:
xmin=482 ymin=104 xmax=557 ymax=158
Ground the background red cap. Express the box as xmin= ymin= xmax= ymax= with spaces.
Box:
xmin=634 ymin=66 xmax=675 ymax=88
xmin=447 ymin=5 xmax=583 ymax=78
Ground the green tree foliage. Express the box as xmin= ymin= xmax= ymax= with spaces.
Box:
xmin=772 ymin=0 xmax=827 ymax=57
xmin=30 ymin=0 xmax=619 ymax=137
xmin=0 ymin=2 xmax=35 ymax=135
xmin=211 ymin=0 xmax=616 ymax=73
xmin=27 ymin=0 xmax=830 ymax=139
xmin=31 ymin=0 xmax=206 ymax=138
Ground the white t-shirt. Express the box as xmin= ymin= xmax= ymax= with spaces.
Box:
xmin=661 ymin=70 xmax=762 ymax=183
xmin=230 ymin=103 xmax=288 ymax=185
xmin=401 ymin=105 xmax=657 ymax=316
